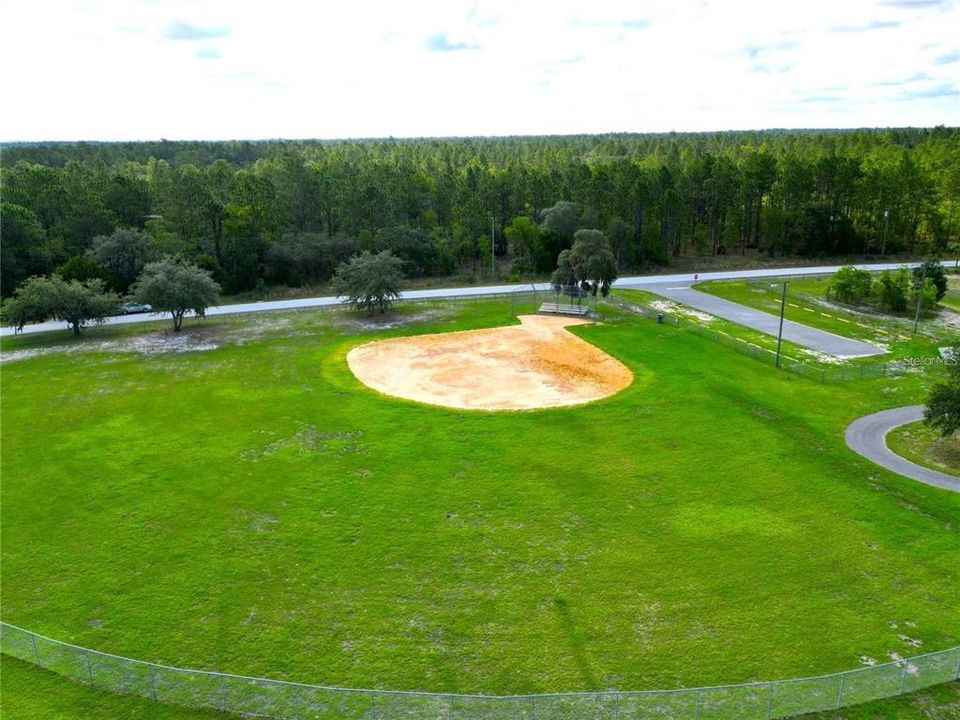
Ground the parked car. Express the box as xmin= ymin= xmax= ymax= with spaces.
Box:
xmin=120 ymin=302 xmax=153 ymax=314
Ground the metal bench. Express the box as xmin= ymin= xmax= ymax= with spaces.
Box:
xmin=538 ymin=302 xmax=592 ymax=317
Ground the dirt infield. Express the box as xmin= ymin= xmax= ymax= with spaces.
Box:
xmin=346 ymin=314 xmax=633 ymax=410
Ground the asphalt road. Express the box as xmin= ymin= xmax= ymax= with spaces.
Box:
xmin=845 ymin=405 xmax=960 ymax=493
xmin=1 ymin=261 xmax=915 ymax=339
xmin=643 ymin=282 xmax=886 ymax=358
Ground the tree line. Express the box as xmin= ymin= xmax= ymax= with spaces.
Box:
xmin=3 ymin=127 xmax=958 ymax=298
xmin=3 ymin=256 xmax=219 ymax=334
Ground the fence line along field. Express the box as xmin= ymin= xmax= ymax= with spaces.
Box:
xmin=1 ymin=296 xmax=958 ymax=716
xmin=3 ymin=620 xmax=958 ymax=719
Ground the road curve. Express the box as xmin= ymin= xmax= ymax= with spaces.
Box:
xmin=0 ymin=261 xmax=916 ymax=338
xmin=845 ymin=405 xmax=960 ymax=493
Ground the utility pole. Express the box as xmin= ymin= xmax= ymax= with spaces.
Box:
xmin=876 ymin=190 xmax=884 ymax=253
xmin=775 ymin=281 xmax=788 ymax=369
xmin=881 ymin=208 xmax=889 ymax=257
xmin=913 ymin=261 xmax=927 ymax=333
xmin=946 ymin=197 xmax=956 ymax=264
xmin=144 ymin=214 xmax=163 ymax=239
xmin=491 ymin=216 xmax=496 ymax=279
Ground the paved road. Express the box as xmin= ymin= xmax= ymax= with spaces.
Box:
xmin=845 ymin=405 xmax=960 ymax=493
xmin=1 ymin=261 xmax=915 ymax=339
xmin=642 ymin=282 xmax=886 ymax=358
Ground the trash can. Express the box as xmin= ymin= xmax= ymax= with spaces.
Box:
xmin=657 ymin=313 xmax=664 ymax=324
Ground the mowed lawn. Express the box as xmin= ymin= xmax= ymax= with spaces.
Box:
xmin=1 ymin=300 xmax=958 ymax=697
xmin=944 ymin=274 xmax=960 ymax=312
xmin=888 ymin=421 xmax=960 ymax=476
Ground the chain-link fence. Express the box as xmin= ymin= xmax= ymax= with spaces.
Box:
xmin=2 ymin=622 xmax=958 ymax=720
xmin=741 ymin=277 xmax=948 ymax=340
xmin=399 ymin=287 xmax=599 ymax=321
xmin=605 ymin=295 xmax=906 ymax=384
xmin=392 ymin=287 xmax=539 ymax=318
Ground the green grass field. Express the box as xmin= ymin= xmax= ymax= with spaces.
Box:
xmin=695 ymin=276 xmax=950 ymax=364
xmin=943 ymin=275 xmax=960 ymax=312
xmin=887 ymin=421 xmax=960 ymax=476
xmin=2 ymin=298 xmax=959 ymax=714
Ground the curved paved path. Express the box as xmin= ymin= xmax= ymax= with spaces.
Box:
xmin=845 ymin=405 xmax=960 ymax=493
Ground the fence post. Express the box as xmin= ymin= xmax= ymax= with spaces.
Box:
xmin=218 ymin=674 xmax=228 ymax=712
xmin=766 ymin=682 xmax=775 ymax=719
xmin=84 ymin=650 xmax=94 ymax=684
xmin=292 ymin=686 xmax=302 ymax=720
xmin=149 ymin=666 xmax=159 ymax=702
xmin=530 ymin=695 xmax=537 ymax=720
xmin=614 ymin=692 xmax=621 ymax=720
xmin=695 ymin=688 xmax=702 ymax=720
xmin=898 ymin=660 xmax=910 ymax=694
xmin=31 ymin=632 xmax=41 ymax=667
xmin=835 ymin=673 xmax=846 ymax=708
xmin=955 ymin=652 xmax=960 ymax=679
xmin=370 ymin=692 xmax=378 ymax=720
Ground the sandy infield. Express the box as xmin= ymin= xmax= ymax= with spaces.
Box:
xmin=346 ymin=314 xmax=633 ymax=410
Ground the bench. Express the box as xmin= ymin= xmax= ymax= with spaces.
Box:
xmin=539 ymin=303 xmax=592 ymax=317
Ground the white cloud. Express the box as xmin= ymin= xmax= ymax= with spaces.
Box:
xmin=1 ymin=0 xmax=957 ymax=141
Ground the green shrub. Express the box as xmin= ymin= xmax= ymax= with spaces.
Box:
xmin=874 ymin=268 xmax=911 ymax=312
xmin=913 ymin=259 xmax=948 ymax=302
xmin=912 ymin=277 xmax=939 ymax=315
xmin=827 ymin=265 xmax=872 ymax=304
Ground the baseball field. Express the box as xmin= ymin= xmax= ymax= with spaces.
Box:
xmin=1 ymin=296 xmax=958 ymax=716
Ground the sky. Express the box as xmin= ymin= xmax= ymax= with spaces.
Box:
xmin=1 ymin=0 xmax=958 ymax=141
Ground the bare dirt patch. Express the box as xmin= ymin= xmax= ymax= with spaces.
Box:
xmin=0 ymin=317 xmax=298 ymax=365
xmin=649 ymin=299 xmax=716 ymax=324
xmin=0 ymin=327 xmax=222 ymax=364
xmin=938 ymin=309 xmax=960 ymax=329
xmin=346 ymin=314 xmax=633 ymax=411
xmin=338 ymin=309 xmax=445 ymax=332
